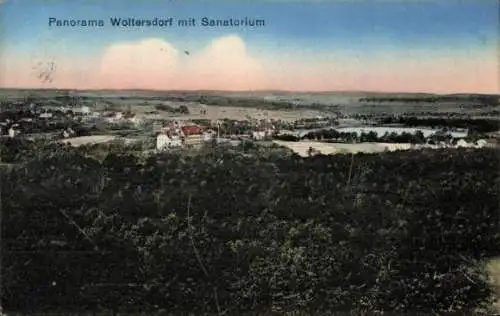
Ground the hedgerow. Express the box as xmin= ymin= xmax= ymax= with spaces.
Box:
xmin=1 ymin=139 xmax=499 ymax=315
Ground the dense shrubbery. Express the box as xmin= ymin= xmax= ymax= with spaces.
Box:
xmin=273 ymin=134 xmax=300 ymax=142
xmin=195 ymin=96 xmax=330 ymax=112
xmin=155 ymin=104 xmax=190 ymax=114
xmin=275 ymin=129 xmax=428 ymax=144
xmin=360 ymin=94 xmax=499 ymax=106
xmin=1 ymin=139 xmax=499 ymax=315
xmin=297 ymin=126 xmax=497 ymax=144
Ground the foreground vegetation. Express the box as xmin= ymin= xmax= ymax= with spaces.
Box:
xmin=1 ymin=139 xmax=499 ymax=315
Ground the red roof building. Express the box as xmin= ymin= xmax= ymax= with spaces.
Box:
xmin=181 ymin=125 xmax=204 ymax=136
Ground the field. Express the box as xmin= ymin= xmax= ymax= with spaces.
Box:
xmin=1 ymin=89 xmax=498 ymax=122
xmin=135 ymin=102 xmax=324 ymax=122
xmin=273 ymin=140 xmax=414 ymax=156
xmin=61 ymin=135 xmax=117 ymax=146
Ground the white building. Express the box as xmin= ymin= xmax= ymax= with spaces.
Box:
xmin=8 ymin=125 xmax=20 ymax=138
xmin=128 ymin=116 xmax=144 ymax=127
xmin=39 ymin=112 xmax=53 ymax=119
xmin=105 ymin=112 xmax=124 ymax=123
xmin=62 ymin=128 xmax=76 ymax=138
xmin=252 ymin=131 xmax=266 ymax=140
xmin=81 ymin=106 xmax=90 ymax=114
xmin=203 ymin=130 xmax=215 ymax=142
xmin=156 ymin=133 xmax=182 ymax=152
xmin=156 ymin=134 xmax=169 ymax=151
xmin=456 ymin=139 xmax=470 ymax=148
xmin=475 ymin=139 xmax=487 ymax=148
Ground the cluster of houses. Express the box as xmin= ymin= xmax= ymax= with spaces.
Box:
xmin=154 ymin=118 xmax=284 ymax=151
xmin=2 ymin=101 xmax=498 ymax=155
xmin=453 ymin=138 xmax=496 ymax=148
xmin=0 ymin=102 xmax=57 ymax=137
xmin=1 ymin=101 xmax=281 ymax=150
xmin=0 ymin=102 xmax=147 ymax=139
xmin=2 ymin=123 xmax=22 ymax=138
xmin=0 ymin=103 xmax=77 ymax=138
xmin=155 ymin=121 xmax=216 ymax=151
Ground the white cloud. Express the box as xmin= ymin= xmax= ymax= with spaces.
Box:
xmin=98 ymin=38 xmax=181 ymax=89
xmin=179 ymin=35 xmax=265 ymax=90
xmin=97 ymin=35 xmax=265 ymax=90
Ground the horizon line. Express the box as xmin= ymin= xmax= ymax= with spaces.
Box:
xmin=0 ymin=87 xmax=498 ymax=97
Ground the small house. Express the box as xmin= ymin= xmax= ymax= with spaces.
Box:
xmin=475 ymin=139 xmax=487 ymax=148
xmin=203 ymin=130 xmax=216 ymax=142
xmin=156 ymin=133 xmax=170 ymax=151
xmin=8 ymin=124 xmax=21 ymax=138
xmin=62 ymin=127 xmax=76 ymax=138
xmin=456 ymin=139 xmax=471 ymax=148
xmin=156 ymin=132 xmax=183 ymax=152
xmin=252 ymin=131 xmax=266 ymax=140
xmin=39 ymin=112 xmax=53 ymax=119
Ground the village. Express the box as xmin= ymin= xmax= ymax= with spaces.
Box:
xmin=0 ymin=100 xmax=296 ymax=148
xmin=0 ymin=99 xmax=498 ymax=157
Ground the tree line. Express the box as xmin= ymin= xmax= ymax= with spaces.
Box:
xmin=359 ymin=94 xmax=499 ymax=106
xmin=378 ymin=117 xmax=499 ymax=134
xmin=274 ymin=129 xmax=452 ymax=144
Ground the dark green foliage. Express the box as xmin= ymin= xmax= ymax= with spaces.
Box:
xmin=1 ymin=140 xmax=499 ymax=314
xmin=178 ymin=105 xmax=189 ymax=114
xmin=154 ymin=104 xmax=190 ymax=114
xmin=299 ymin=129 xmax=427 ymax=144
xmin=360 ymin=94 xmax=499 ymax=106
xmin=274 ymin=134 xmax=300 ymax=142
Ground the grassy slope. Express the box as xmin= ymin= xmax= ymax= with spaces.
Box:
xmin=488 ymin=257 xmax=500 ymax=312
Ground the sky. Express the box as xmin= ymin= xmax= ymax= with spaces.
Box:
xmin=0 ymin=0 xmax=498 ymax=93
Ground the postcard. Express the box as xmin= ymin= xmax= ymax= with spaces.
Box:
xmin=0 ymin=0 xmax=498 ymax=315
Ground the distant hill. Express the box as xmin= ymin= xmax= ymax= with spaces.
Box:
xmin=0 ymin=88 xmax=498 ymax=108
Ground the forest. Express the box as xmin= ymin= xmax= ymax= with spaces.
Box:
xmin=0 ymin=138 xmax=499 ymax=315
xmin=359 ymin=94 xmax=499 ymax=106
xmin=297 ymin=129 xmax=427 ymax=144
xmin=275 ymin=129 xmax=456 ymax=144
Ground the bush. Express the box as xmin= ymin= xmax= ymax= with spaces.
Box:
xmin=1 ymin=141 xmax=499 ymax=314
xmin=274 ymin=134 xmax=300 ymax=142
xmin=155 ymin=104 xmax=190 ymax=115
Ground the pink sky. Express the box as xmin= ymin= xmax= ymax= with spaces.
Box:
xmin=0 ymin=35 xmax=498 ymax=94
